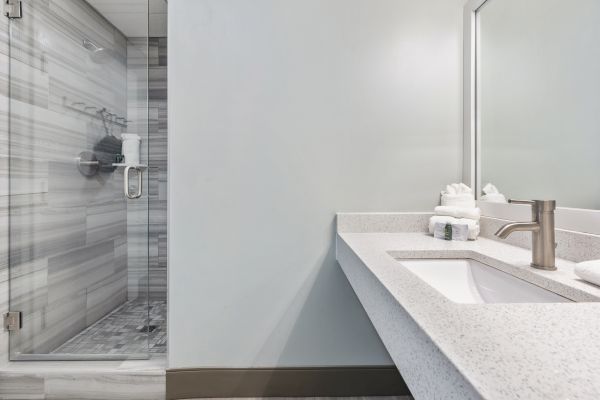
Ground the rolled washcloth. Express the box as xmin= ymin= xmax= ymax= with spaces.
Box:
xmin=574 ymin=260 xmax=600 ymax=287
xmin=480 ymin=183 xmax=507 ymax=203
xmin=434 ymin=206 xmax=481 ymax=221
xmin=440 ymin=183 xmax=476 ymax=208
xmin=428 ymin=215 xmax=480 ymax=240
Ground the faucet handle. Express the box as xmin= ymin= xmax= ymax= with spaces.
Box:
xmin=508 ymin=199 xmax=535 ymax=205
xmin=509 ymin=199 xmax=556 ymax=211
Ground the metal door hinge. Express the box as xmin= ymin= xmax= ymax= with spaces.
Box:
xmin=4 ymin=0 xmax=22 ymax=19
xmin=3 ymin=311 xmax=22 ymax=331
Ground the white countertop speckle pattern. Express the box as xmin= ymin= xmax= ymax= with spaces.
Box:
xmin=337 ymin=231 xmax=600 ymax=400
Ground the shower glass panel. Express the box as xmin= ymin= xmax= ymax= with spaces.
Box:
xmin=7 ymin=0 xmax=150 ymax=360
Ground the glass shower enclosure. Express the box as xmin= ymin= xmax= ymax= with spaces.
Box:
xmin=6 ymin=0 xmax=150 ymax=360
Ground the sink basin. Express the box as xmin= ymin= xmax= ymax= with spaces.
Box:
xmin=397 ymin=259 xmax=570 ymax=304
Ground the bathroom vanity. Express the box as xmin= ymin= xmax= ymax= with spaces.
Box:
xmin=335 ymin=1 xmax=600 ymax=397
xmin=336 ymin=213 xmax=600 ymax=399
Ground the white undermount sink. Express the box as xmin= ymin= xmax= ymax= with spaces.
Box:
xmin=397 ymin=258 xmax=571 ymax=304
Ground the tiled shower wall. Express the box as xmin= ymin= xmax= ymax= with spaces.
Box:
xmin=126 ymin=37 xmax=150 ymax=301
xmin=0 ymin=1 xmax=168 ymax=360
xmin=127 ymin=37 xmax=167 ymax=301
xmin=147 ymin=37 xmax=167 ymax=301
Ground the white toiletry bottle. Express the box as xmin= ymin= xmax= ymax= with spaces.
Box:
xmin=121 ymin=133 xmax=141 ymax=165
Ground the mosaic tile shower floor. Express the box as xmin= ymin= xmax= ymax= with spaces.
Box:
xmin=51 ymin=300 xmax=166 ymax=355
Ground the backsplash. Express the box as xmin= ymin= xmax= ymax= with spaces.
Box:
xmin=337 ymin=212 xmax=432 ymax=233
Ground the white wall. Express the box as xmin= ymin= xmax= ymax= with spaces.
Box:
xmin=168 ymin=0 xmax=464 ymax=368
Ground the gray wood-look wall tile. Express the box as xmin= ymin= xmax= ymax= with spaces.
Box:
xmin=148 ymin=37 xmax=167 ymax=300
xmin=126 ymin=37 xmax=167 ymax=301
xmin=126 ymin=37 xmax=150 ymax=301
xmin=9 ymin=193 xmax=87 ymax=267
xmin=85 ymin=269 xmax=128 ymax=326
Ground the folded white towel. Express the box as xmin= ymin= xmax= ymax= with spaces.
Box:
xmin=441 ymin=193 xmax=476 ymax=208
xmin=574 ymin=260 xmax=600 ymax=287
xmin=428 ymin=215 xmax=480 ymax=240
xmin=435 ymin=206 xmax=481 ymax=221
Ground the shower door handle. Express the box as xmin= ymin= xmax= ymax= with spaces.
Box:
xmin=124 ymin=166 xmax=143 ymax=199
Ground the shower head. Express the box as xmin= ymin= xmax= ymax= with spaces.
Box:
xmin=82 ymin=38 xmax=111 ymax=64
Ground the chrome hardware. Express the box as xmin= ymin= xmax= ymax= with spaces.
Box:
xmin=495 ymin=199 xmax=557 ymax=271
xmin=4 ymin=311 xmax=22 ymax=331
xmin=506 ymin=199 xmax=535 ymax=206
xmin=124 ymin=166 xmax=143 ymax=199
xmin=4 ymin=0 xmax=22 ymax=19
xmin=76 ymin=151 xmax=100 ymax=177
xmin=62 ymin=97 xmax=128 ymax=128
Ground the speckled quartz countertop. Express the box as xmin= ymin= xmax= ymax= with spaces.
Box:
xmin=337 ymin=230 xmax=600 ymax=400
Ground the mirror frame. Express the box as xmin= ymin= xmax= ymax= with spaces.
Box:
xmin=462 ymin=0 xmax=600 ymax=235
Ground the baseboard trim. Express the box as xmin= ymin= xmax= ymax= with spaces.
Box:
xmin=166 ymin=366 xmax=409 ymax=399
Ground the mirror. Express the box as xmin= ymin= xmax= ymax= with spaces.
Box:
xmin=476 ymin=0 xmax=600 ymax=209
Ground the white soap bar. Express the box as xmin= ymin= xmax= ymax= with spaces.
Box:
xmin=432 ymin=222 xmax=469 ymax=241
xmin=451 ymin=224 xmax=469 ymax=241
xmin=433 ymin=222 xmax=451 ymax=240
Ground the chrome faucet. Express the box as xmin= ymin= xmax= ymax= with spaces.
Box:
xmin=495 ymin=199 xmax=557 ymax=271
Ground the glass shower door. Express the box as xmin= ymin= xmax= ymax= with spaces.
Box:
xmin=6 ymin=0 xmax=150 ymax=360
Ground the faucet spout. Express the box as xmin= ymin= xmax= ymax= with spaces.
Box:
xmin=493 ymin=199 xmax=556 ymax=271
xmin=495 ymin=222 xmax=540 ymax=239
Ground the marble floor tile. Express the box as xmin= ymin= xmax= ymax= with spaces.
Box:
xmin=0 ymin=373 xmax=45 ymax=399
xmin=44 ymin=373 xmax=165 ymax=400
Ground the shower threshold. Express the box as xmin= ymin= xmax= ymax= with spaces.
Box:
xmin=1 ymin=300 xmax=167 ymax=398
xmin=0 ymin=355 xmax=166 ymax=399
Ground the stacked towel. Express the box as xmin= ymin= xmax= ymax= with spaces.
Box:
xmin=440 ymin=183 xmax=477 ymax=208
xmin=430 ymin=183 xmax=480 ymax=240
xmin=574 ymin=260 xmax=600 ymax=287
xmin=480 ymin=183 xmax=507 ymax=203
xmin=434 ymin=206 xmax=481 ymax=221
